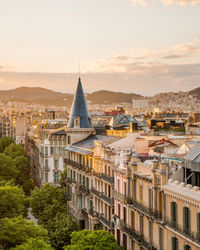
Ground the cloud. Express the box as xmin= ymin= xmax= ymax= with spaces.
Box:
xmin=92 ymin=39 xmax=200 ymax=73
xmin=130 ymin=0 xmax=200 ymax=6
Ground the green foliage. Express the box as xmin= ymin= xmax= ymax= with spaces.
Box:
xmin=64 ymin=230 xmax=120 ymax=250
xmin=46 ymin=213 xmax=79 ymax=250
xmin=0 ymin=137 xmax=14 ymax=153
xmin=11 ymin=237 xmax=53 ymax=250
xmin=14 ymin=155 xmax=34 ymax=195
xmin=59 ymin=167 xmax=67 ymax=187
xmin=30 ymin=185 xmax=67 ymax=225
xmin=4 ymin=143 xmax=26 ymax=159
xmin=0 ymin=216 xmax=49 ymax=250
xmin=0 ymin=185 xmax=28 ymax=219
xmin=0 ymin=153 xmax=18 ymax=181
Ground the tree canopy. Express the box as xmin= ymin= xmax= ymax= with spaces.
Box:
xmin=0 ymin=216 xmax=48 ymax=250
xmin=4 ymin=143 xmax=25 ymax=159
xmin=0 ymin=185 xmax=29 ymax=219
xmin=11 ymin=238 xmax=53 ymax=250
xmin=64 ymin=230 xmax=120 ymax=250
xmin=0 ymin=153 xmax=18 ymax=181
xmin=46 ymin=213 xmax=79 ymax=250
xmin=0 ymin=137 xmax=14 ymax=153
xmin=30 ymin=184 xmax=67 ymax=225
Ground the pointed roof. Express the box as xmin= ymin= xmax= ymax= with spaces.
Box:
xmin=67 ymin=78 xmax=91 ymax=128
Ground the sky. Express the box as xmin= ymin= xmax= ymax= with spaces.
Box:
xmin=0 ymin=0 xmax=200 ymax=95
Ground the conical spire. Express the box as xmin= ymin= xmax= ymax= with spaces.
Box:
xmin=67 ymin=78 xmax=91 ymax=128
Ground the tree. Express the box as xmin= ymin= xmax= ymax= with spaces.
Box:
xmin=0 ymin=185 xmax=29 ymax=219
xmin=30 ymin=185 xmax=67 ymax=225
xmin=0 ymin=153 xmax=18 ymax=181
xmin=4 ymin=143 xmax=25 ymax=159
xmin=46 ymin=213 xmax=79 ymax=250
xmin=64 ymin=230 xmax=121 ymax=250
xmin=14 ymin=155 xmax=34 ymax=195
xmin=11 ymin=238 xmax=53 ymax=250
xmin=0 ymin=137 xmax=14 ymax=153
xmin=0 ymin=216 xmax=49 ymax=250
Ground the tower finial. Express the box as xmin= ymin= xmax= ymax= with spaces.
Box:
xmin=79 ymin=62 xmax=81 ymax=79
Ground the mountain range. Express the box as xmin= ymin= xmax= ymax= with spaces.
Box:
xmin=0 ymin=86 xmax=199 ymax=106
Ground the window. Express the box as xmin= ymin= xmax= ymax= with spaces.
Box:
xmin=55 ymin=147 xmax=58 ymax=155
xmin=124 ymin=181 xmax=127 ymax=196
xmin=149 ymin=188 xmax=153 ymax=212
xmin=54 ymin=160 xmax=58 ymax=169
xmin=45 ymin=172 xmax=48 ymax=183
xmin=170 ymin=202 xmax=177 ymax=226
xmin=140 ymin=215 xmax=143 ymax=236
xmin=83 ymin=175 xmax=85 ymax=186
xmin=50 ymin=147 xmax=53 ymax=155
xmin=184 ymin=245 xmax=191 ymax=250
xmin=59 ymin=147 xmax=63 ymax=155
xmin=171 ymin=237 xmax=178 ymax=250
xmin=139 ymin=184 xmax=143 ymax=204
xmin=45 ymin=146 xmax=48 ymax=156
xmin=105 ymin=165 xmax=107 ymax=175
xmin=45 ymin=159 xmax=48 ymax=170
xmin=117 ymin=179 xmax=120 ymax=192
xmin=118 ymin=203 xmax=121 ymax=218
xmin=183 ymin=207 xmax=190 ymax=233
xmin=54 ymin=172 xmax=59 ymax=184
xmin=123 ymin=207 xmax=127 ymax=223
xmin=197 ymin=213 xmax=200 ymax=240
xmin=86 ymin=177 xmax=89 ymax=189
xmin=67 ymin=136 xmax=71 ymax=145
xmin=159 ymin=227 xmax=163 ymax=250
xmin=149 ymin=221 xmax=153 ymax=244
xmin=131 ymin=211 xmax=134 ymax=231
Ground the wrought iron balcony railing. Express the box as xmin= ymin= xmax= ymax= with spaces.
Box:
xmin=117 ymin=218 xmax=157 ymax=250
xmin=99 ymin=214 xmax=114 ymax=229
xmin=91 ymin=188 xmax=113 ymax=205
xmin=165 ymin=217 xmax=200 ymax=245
xmin=101 ymin=173 xmax=114 ymax=184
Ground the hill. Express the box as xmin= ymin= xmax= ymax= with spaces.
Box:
xmin=188 ymin=87 xmax=200 ymax=99
xmin=0 ymin=87 xmax=144 ymax=106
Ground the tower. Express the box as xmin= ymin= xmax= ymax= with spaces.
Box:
xmin=66 ymin=78 xmax=95 ymax=144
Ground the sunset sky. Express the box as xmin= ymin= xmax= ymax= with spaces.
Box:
xmin=0 ymin=0 xmax=200 ymax=95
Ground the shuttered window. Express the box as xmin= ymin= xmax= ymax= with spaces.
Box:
xmin=183 ymin=207 xmax=190 ymax=233
xmin=171 ymin=237 xmax=179 ymax=250
xmin=170 ymin=202 xmax=177 ymax=226
xmin=184 ymin=245 xmax=191 ymax=250
xmin=197 ymin=213 xmax=200 ymax=240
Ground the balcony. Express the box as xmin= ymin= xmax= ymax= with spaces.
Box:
xmin=89 ymin=209 xmax=99 ymax=218
xmin=130 ymin=199 xmax=162 ymax=221
xmin=113 ymin=189 xmax=127 ymax=203
xmin=99 ymin=214 xmax=114 ymax=229
xmin=101 ymin=193 xmax=114 ymax=205
xmin=165 ymin=218 xmax=200 ymax=245
xmin=91 ymin=188 xmax=114 ymax=205
xmin=101 ymin=173 xmax=114 ymax=184
xmin=119 ymin=219 xmax=157 ymax=250
xmin=91 ymin=187 xmax=101 ymax=198
xmin=78 ymin=185 xmax=90 ymax=195
xmin=65 ymin=159 xmax=91 ymax=173
xmin=65 ymin=177 xmax=76 ymax=184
